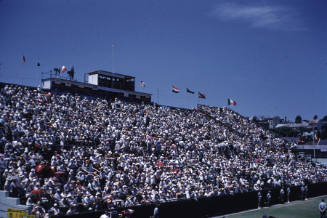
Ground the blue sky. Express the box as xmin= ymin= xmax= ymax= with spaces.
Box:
xmin=0 ymin=0 xmax=326 ymax=121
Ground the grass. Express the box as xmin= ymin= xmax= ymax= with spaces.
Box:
xmin=214 ymin=195 xmax=326 ymax=218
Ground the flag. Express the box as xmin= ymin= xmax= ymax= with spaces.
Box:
xmin=140 ymin=81 xmax=145 ymax=87
xmin=22 ymin=56 xmax=26 ymax=63
xmin=228 ymin=98 xmax=237 ymax=106
xmin=198 ymin=92 xmax=206 ymax=99
xmin=315 ymin=131 xmax=320 ymax=143
xmin=172 ymin=85 xmax=180 ymax=93
xmin=61 ymin=66 xmax=67 ymax=74
xmin=67 ymin=66 xmax=75 ymax=79
xmin=186 ymin=88 xmax=194 ymax=94
xmin=54 ymin=68 xmax=60 ymax=74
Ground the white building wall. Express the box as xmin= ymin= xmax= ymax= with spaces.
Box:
xmin=88 ymin=74 xmax=98 ymax=85
xmin=42 ymin=80 xmax=51 ymax=89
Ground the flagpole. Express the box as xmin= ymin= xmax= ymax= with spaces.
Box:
xmin=313 ymin=126 xmax=316 ymax=162
xmin=157 ymin=88 xmax=159 ymax=105
xmin=112 ymin=44 xmax=115 ymax=73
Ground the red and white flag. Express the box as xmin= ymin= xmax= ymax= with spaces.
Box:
xmin=172 ymin=85 xmax=180 ymax=93
xmin=228 ymin=98 xmax=237 ymax=106
xmin=198 ymin=92 xmax=206 ymax=99
xmin=61 ymin=66 xmax=67 ymax=74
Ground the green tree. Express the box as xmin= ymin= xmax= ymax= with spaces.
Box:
xmin=275 ymin=126 xmax=298 ymax=137
xmin=320 ymin=126 xmax=327 ymax=139
xmin=295 ymin=115 xmax=302 ymax=123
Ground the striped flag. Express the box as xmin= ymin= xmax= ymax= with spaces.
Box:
xmin=67 ymin=66 xmax=75 ymax=79
xmin=186 ymin=88 xmax=195 ymax=94
xmin=198 ymin=92 xmax=206 ymax=99
xmin=228 ymin=98 xmax=237 ymax=106
xmin=172 ymin=85 xmax=180 ymax=93
xmin=61 ymin=66 xmax=67 ymax=74
xmin=54 ymin=67 xmax=60 ymax=74
xmin=315 ymin=131 xmax=320 ymax=143
xmin=22 ymin=56 xmax=26 ymax=63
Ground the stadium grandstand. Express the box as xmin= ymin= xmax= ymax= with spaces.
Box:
xmin=1 ymin=80 xmax=327 ymax=218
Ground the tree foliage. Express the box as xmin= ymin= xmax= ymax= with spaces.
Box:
xmin=295 ymin=115 xmax=302 ymax=123
xmin=274 ymin=126 xmax=299 ymax=137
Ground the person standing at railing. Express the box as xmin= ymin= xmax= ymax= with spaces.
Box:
xmin=301 ymin=185 xmax=305 ymax=200
xmin=280 ymin=187 xmax=285 ymax=203
xmin=266 ymin=192 xmax=271 ymax=207
xmin=304 ymin=184 xmax=308 ymax=200
xmin=286 ymin=186 xmax=291 ymax=203
xmin=319 ymin=199 xmax=326 ymax=218
xmin=257 ymin=191 xmax=262 ymax=208
xmin=153 ymin=204 xmax=159 ymax=218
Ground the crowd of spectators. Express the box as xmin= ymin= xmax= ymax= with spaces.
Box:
xmin=0 ymin=84 xmax=326 ymax=217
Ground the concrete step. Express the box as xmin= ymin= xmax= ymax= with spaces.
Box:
xmin=0 ymin=190 xmax=9 ymax=198
xmin=5 ymin=197 xmax=20 ymax=205
xmin=0 ymin=190 xmax=29 ymax=218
